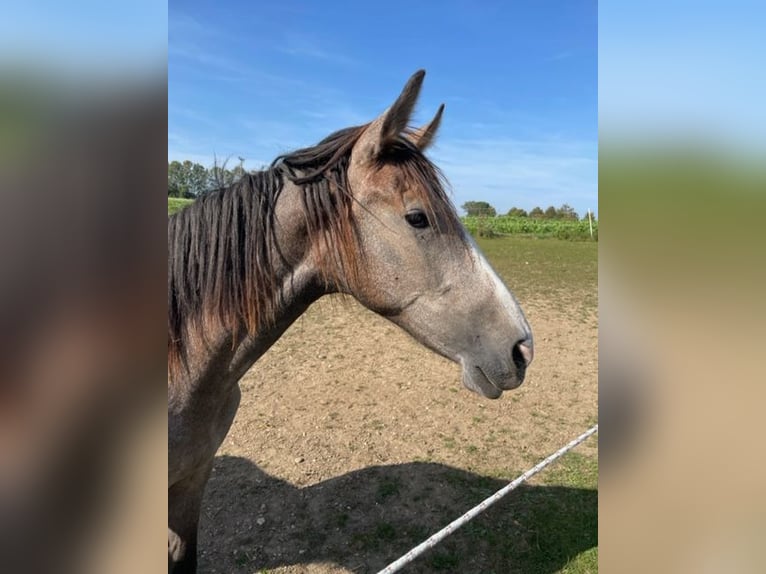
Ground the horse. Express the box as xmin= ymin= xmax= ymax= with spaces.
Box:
xmin=168 ymin=70 xmax=533 ymax=573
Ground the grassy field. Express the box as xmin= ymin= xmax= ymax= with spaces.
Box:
xmin=168 ymin=197 xmax=194 ymax=215
xmin=168 ymin=198 xmax=597 ymax=241
xmin=476 ymin=235 xmax=598 ymax=315
xmin=464 ymin=215 xmax=598 ymax=241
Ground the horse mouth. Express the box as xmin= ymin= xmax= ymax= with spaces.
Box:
xmin=462 ymin=362 xmax=526 ymax=399
xmin=463 ymin=365 xmax=504 ymax=399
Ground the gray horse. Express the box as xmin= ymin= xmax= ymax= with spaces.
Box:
xmin=168 ymin=70 xmax=533 ymax=573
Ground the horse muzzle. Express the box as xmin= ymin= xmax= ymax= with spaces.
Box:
xmin=461 ymin=337 xmax=533 ymax=399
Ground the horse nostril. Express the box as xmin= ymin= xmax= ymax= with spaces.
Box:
xmin=512 ymin=338 xmax=534 ymax=368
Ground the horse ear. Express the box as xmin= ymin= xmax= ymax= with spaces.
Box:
xmin=409 ymin=103 xmax=444 ymax=151
xmin=355 ymin=69 xmax=426 ymax=163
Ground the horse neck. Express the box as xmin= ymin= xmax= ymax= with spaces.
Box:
xmin=227 ymin=267 xmax=320 ymax=383
xmin=216 ymin=177 xmax=327 ymax=382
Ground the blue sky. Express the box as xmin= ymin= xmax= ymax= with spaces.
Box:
xmin=169 ymin=0 xmax=597 ymax=216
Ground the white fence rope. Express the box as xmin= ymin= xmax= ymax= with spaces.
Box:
xmin=376 ymin=424 xmax=598 ymax=574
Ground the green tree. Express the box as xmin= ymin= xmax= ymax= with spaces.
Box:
xmin=168 ymin=160 xmax=184 ymax=197
xmin=168 ymin=160 xmax=209 ymax=197
xmin=188 ymin=162 xmax=208 ymax=196
xmin=543 ymin=205 xmax=558 ymax=219
xmin=207 ymin=165 xmax=230 ymax=190
xmin=461 ymin=201 xmax=497 ymax=217
xmin=507 ymin=207 xmax=528 ymax=217
xmin=207 ymin=157 xmax=249 ymax=191
xmin=529 ymin=206 xmax=544 ymax=218
xmin=558 ymin=203 xmax=579 ymax=220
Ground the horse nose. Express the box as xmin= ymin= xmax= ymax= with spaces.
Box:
xmin=512 ymin=338 xmax=534 ymax=368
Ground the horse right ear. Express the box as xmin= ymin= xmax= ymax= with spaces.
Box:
xmin=409 ymin=103 xmax=444 ymax=152
xmin=354 ymin=70 xmax=426 ymax=164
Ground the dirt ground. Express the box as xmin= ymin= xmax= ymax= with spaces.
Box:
xmin=197 ymin=274 xmax=598 ymax=574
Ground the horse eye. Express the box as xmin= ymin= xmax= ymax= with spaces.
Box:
xmin=405 ymin=210 xmax=429 ymax=229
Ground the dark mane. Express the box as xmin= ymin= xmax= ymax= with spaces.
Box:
xmin=168 ymin=125 xmax=461 ymax=376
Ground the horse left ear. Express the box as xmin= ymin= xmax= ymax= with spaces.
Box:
xmin=355 ymin=70 xmax=426 ymax=163
xmin=409 ymin=103 xmax=445 ymax=151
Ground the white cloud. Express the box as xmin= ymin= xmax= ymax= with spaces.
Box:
xmin=431 ymin=136 xmax=597 ymax=216
xmin=277 ymin=32 xmax=356 ymax=66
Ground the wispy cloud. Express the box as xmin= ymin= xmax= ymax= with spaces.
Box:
xmin=277 ymin=32 xmax=356 ymax=66
xmin=431 ymin=136 xmax=597 ymax=215
xmin=169 ymin=105 xmax=219 ymax=128
xmin=168 ymin=12 xmax=217 ymax=38
xmin=546 ymin=51 xmax=573 ymax=62
xmin=168 ymin=102 xmax=370 ymax=172
xmin=170 ymin=41 xmax=319 ymax=92
xmin=169 ymin=43 xmax=246 ymax=76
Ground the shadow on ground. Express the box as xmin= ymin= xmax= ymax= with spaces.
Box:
xmin=199 ymin=456 xmax=596 ymax=574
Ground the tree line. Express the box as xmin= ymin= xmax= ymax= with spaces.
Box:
xmin=168 ymin=159 xmax=260 ymax=198
xmin=169 ymin=164 xmax=594 ymax=224
xmin=461 ymin=201 xmax=593 ymax=221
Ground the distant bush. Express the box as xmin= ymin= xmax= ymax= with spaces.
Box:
xmin=167 ymin=198 xmax=597 ymax=240
xmin=462 ymin=216 xmax=597 ymax=241
xmin=461 ymin=201 xmax=497 ymax=217
xmin=474 ymin=218 xmax=499 ymax=238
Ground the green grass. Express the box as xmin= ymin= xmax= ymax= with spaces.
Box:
xmin=429 ymin=550 xmax=461 ymax=570
xmin=398 ymin=449 xmax=598 ymax=574
xmin=462 ymin=215 xmax=597 ymax=241
xmin=376 ymin=477 xmax=402 ymax=501
xmin=352 ymin=522 xmax=398 ymax=551
xmin=457 ymin=445 xmax=598 ymax=573
xmin=168 ymin=197 xmax=194 ymax=215
xmin=475 ymin=235 xmax=598 ymax=312
xmin=531 ymin=450 xmax=598 ymax=574
xmin=543 ymin=451 xmax=598 ymax=488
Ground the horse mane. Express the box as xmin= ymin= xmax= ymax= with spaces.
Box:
xmin=168 ymin=124 xmax=461 ymax=377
